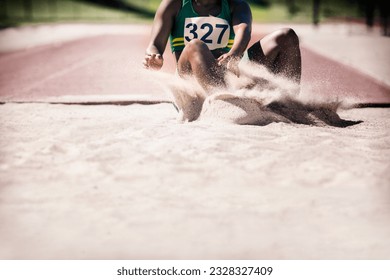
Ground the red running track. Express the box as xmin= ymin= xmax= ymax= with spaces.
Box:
xmin=0 ymin=33 xmax=389 ymax=104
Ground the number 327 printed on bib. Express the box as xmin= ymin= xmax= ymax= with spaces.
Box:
xmin=184 ymin=17 xmax=231 ymax=50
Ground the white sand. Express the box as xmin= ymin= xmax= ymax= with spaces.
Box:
xmin=0 ymin=101 xmax=389 ymax=259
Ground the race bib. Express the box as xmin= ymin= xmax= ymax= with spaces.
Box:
xmin=184 ymin=16 xmax=231 ymax=50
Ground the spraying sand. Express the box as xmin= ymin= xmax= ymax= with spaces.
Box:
xmin=164 ymin=62 xmax=360 ymax=127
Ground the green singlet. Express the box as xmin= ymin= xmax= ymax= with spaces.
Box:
xmin=170 ymin=0 xmax=235 ymax=53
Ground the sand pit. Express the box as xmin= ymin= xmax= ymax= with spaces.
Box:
xmin=0 ymin=23 xmax=389 ymax=260
xmin=0 ymin=101 xmax=389 ymax=259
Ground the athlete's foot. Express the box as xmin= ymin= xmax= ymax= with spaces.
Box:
xmin=169 ymin=80 xmax=206 ymax=122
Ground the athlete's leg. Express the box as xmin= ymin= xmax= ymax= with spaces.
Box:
xmin=177 ymin=39 xmax=225 ymax=92
xmin=247 ymin=28 xmax=301 ymax=83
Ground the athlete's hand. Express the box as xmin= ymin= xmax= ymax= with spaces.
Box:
xmin=217 ymin=53 xmax=240 ymax=77
xmin=143 ymin=53 xmax=164 ymax=70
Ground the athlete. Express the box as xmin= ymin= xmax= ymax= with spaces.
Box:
xmin=143 ymin=0 xmax=301 ymax=92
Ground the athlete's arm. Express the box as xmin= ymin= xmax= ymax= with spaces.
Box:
xmin=230 ymin=0 xmax=252 ymax=56
xmin=217 ymin=0 xmax=252 ymax=73
xmin=143 ymin=0 xmax=180 ymax=70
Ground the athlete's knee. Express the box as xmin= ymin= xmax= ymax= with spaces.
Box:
xmin=278 ymin=28 xmax=299 ymax=46
xmin=185 ymin=39 xmax=210 ymax=64
xmin=186 ymin=39 xmax=208 ymax=52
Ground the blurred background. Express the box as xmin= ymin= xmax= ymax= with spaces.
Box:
xmin=0 ymin=0 xmax=388 ymax=35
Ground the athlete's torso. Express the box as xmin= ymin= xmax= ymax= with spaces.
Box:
xmin=170 ymin=0 xmax=235 ymax=59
